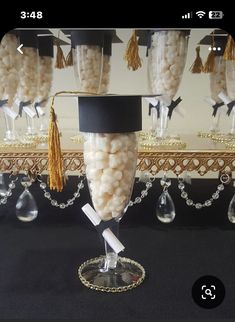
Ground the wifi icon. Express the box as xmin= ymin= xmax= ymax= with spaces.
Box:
xmin=196 ymin=11 xmax=206 ymax=18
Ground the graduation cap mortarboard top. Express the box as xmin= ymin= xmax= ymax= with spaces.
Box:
xmin=48 ymin=91 xmax=143 ymax=192
xmin=63 ymin=30 xmax=123 ymax=66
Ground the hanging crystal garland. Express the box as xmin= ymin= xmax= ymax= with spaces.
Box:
xmin=0 ymin=174 xmax=18 ymax=205
xmin=0 ymin=173 xmax=7 ymax=197
xmin=38 ymin=175 xmax=85 ymax=209
xmin=128 ymin=172 xmax=156 ymax=207
xmin=177 ymin=172 xmax=230 ymax=209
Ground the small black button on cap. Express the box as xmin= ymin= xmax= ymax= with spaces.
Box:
xmin=192 ymin=275 xmax=225 ymax=309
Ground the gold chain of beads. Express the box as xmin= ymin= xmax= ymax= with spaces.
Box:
xmin=0 ymin=141 xmax=37 ymax=149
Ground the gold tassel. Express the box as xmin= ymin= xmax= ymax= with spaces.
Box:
xmin=189 ymin=46 xmax=204 ymax=73
xmin=55 ymin=41 xmax=66 ymax=69
xmin=48 ymin=96 xmax=64 ymax=192
xmin=124 ymin=30 xmax=142 ymax=71
xmin=203 ymin=49 xmax=215 ymax=73
xmin=223 ymin=35 xmax=235 ymax=61
xmin=48 ymin=91 xmax=98 ymax=192
xmin=203 ymin=32 xmax=215 ymax=73
xmin=66 ymin=46 xmax=73 ymax=67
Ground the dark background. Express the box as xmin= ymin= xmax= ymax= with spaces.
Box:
xmin=0 ymin=175 xmax=235 ymax=320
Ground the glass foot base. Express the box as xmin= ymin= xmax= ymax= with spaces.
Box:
xmin=78 ymin=256 xmax=145 ymax=292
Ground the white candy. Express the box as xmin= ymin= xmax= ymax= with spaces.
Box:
xmin=17 ymin=47 xmax=38 ymax=103
xmin=210 ymin=56 xmax=227 ymax=102
xmin=84 ymin=132 xmax=137 ymax=220
xmin=76 ymin=45 xmax=103 ymax=93
xmin=95 ymin=151 xmax=109 ymax=161
xmin=0 ymin=33 xmax=20 ymax=105
xmin=226 ymin=61 xmax=235 ymax=100
xmin=37 ymin=56 xmax=53 ymax=105
xmin=148 ymin=31 xmax=188 ymax=100
xmin=100 ymin=54 xmax=111 ymax=94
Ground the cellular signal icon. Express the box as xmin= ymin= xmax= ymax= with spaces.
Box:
xmin=182 ymin=12 xmax=192 ymax=19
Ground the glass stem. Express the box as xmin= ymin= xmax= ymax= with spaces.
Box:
xmin=150 ymin=107 xmax=158 ymax=134
xmin=10 ymin=118 xmax=16 ymax=140
xmin=103 ymin=220 xmax=120 ymax=271
xmin=3 ymin=111 xmax=11 ymax=140
xmin=158 ymin=105 xmax=169 ymax=138
xmin=26 ymin=115 xmax=36 ymax=135
xmin=211 ymin=110 xmax=221 ymax=132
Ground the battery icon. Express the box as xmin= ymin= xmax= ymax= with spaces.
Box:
xmin=209 ymin=11 xmax=224 ymax=19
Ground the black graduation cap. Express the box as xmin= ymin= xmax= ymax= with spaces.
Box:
xmin=78 ymin=95 xmax=142 ymax=133
xmin=136 ymin=29 xmax=190 ymax=56
xmin=210 ymin=29 xmax=228 ymax=36
xmin=62 ymin=29 xmax=122 ymax=56
xmin=103 ymin=30 xmax=122 ymax=56
xmin=16 ymin=29 xmax=69 ymax=47
xmin=199 ymin=33 xmax=228 ymax=56
xmin=18 ymin=30 xmax=38 ymax=49
xmin=70 ymin=30 xmax=105 ymax=47
xmin=38 ymin=36 xmax=54 ymax=57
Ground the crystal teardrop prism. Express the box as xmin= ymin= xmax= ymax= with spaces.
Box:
xmin=228 ymin=194 xmax=235 ymax=223
xmin=0 ymin=173 xmax=7 ymax=197
xmin=16 ymin=177 xmax=38 ymax=222
xmin=156 ymin=190 xmax=176 ymax=223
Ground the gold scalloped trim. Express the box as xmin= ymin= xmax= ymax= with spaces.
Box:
xmin=78 ymin=256 xmax=145 ymax=293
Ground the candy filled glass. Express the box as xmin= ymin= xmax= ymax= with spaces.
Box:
xmin=209 ymin=56 xmax=227 ymax=132
xmin=78 ymin=131 xmax=145 ymax=292
xmin=147 ymin=30 xmax=189 ymax=137
xmin=226 ymin=60 xmax=235 ymax=134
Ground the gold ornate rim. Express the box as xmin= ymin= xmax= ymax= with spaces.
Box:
xmin=78 ymin=256 xmax=146 ymax=293
xmin=0 ymin=150 xmax=235 ymax=175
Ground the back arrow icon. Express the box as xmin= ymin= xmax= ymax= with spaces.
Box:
xmin=17 ymin=44 xmax=23 ymax=54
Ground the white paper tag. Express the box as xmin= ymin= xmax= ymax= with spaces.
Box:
xmin=23 ymin=106 xmax=37 ymax=118
xmin=218 ymin=91 xmax=231 ymax=105
xmin=82 ymin=203 xmax=125 ymax=254
xmin=36 ymin=106 xmax=45 ymax=116
xmin=144 ymin=97 xmax=159 ymax=106
xmin=102 ymin=228 xmax=125 ymax=254
xmin=82 ymin=203 xmax=101 ymax=226
xmin=3 ymin=106 xmax=18 ymax=120
xmin=15 ymin=98 xmax=21 ymax=107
